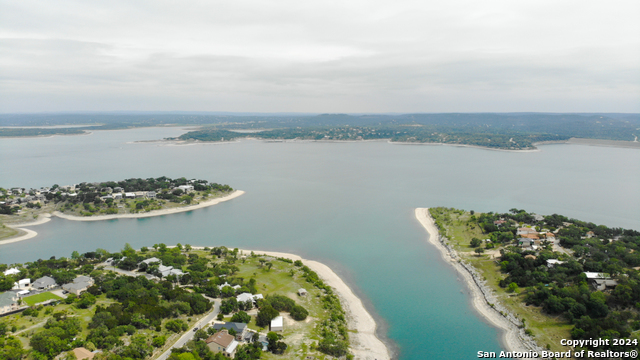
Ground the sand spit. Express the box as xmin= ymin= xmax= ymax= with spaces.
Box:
xmin=52 ymin=190 xmax=244 ymax=222
xmin=0 ymin=191 xmax=244 ymax=245
xmin=1 ymin=214 xmax=52 ymax=245
xmin=237 ymin=249 xmax=391 ymax=360
xmin=415 ymin=208 xmax=542 ymax=358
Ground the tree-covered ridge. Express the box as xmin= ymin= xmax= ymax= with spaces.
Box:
xmin=3 ymin=112 xmax=639 ymax=148
xmin=175 ymin=126 xmax=569 ymax=150
xmin=430 ymin=207 xmax=640 ymax=353
xmin=0 ymin=177 xmax=233 ymax=217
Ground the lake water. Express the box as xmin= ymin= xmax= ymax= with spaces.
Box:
xmin=1 ymin=128 xmax=639 ymax=359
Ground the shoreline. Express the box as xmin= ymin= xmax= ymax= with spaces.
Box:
xmin=51 ymin=190 xmax=244 ymax=222
xmin=414 ymin=208 xmax=542 ymax=357
xmin=0 ymin=191 xmax=244 ymax=245
xmin=1 ymin=214 xmax=53 ymax=245
xmin=238 ymin=249 xmax=392 ymax=360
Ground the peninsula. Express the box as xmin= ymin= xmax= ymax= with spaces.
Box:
xmin=416 ymin=207 xmax=640 ymax=356
xmin=0 ymin=244 xmax=391 ymax=360
xmin=0 ymin=177 xmax=243 ymax=243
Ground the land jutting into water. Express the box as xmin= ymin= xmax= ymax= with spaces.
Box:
xmin=0 ymin=177 xmax=242 ymax=244
xmin=417 ymin=207 xmax=640 ymax=357
xmin=0 ymin=244 xmax=391 ymax=360
xmin=2 ymin=112 xmax=639 ymax=150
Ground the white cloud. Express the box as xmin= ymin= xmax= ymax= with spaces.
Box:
xmin=0 ymin=0 xmax=638 ymax=112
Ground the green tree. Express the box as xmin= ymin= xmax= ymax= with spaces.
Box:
xmin=256 ymin=305 xmax=279 ymax=327
xmin=231 ymin=311 xmax=251 ymax=324
xmin=470 ymin=238 xmax=482 ymax=248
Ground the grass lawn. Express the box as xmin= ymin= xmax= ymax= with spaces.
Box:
xmin=431 ymin=208 xmax=574 ymax=353
xmin=22 ymin=292 xmax=63 ymax=306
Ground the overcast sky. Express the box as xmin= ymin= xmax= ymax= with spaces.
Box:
xmin=1 ymin=0 xmax=638 ymax=113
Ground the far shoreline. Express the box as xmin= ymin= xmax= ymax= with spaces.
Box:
xmin=0 ymin=190 xmax=245 ymax=245
xmin=414 ymin=208 xmax=542 ymax=357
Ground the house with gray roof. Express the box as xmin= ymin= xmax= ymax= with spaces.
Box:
xmin=62 ymin=276 xmax=94 ymax=296
xmin=212 ymin=322 xmax=248 ymax=340
xmin=32 ymin=276 xmax=57 ymax=290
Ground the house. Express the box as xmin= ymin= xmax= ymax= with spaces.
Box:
xmin=13 ymin=278 xmax=30 ymax=289
xmin=205 ymin=330 xmax=239 ymax=358
xmin=178 ymin=185 xmax=194 ymax=192
xmin=62 ymin=276 xmax=94 ymax=296
xmin=125 ymin=192 xmax=135 ymax=198
xmin=32 ymin=276 xmax=57 ymax=290
xmin=532 ymin=214 xmax=544 ymax=221
xmin=583 ymin=272 xmax=611 ymax=280
xmin=140 ymin=257 xmax=161 ymax=266
xmin=516 ymin=227 xmax=537 ymax=236
xmin=298 ymin=288 xmax=308 ymax=296
xmin=3 ymin=268 xmax=20 ymax=276
xmin=494 ymin=220 xmax=506 ymax=226
xmin=113 ymin=193 xmax=123 ymax=200
xmin=236 ymin=292 xmax=263 ymax=304
xmin=546 ymin=259 xmax=565 ymax=267
xmin=72 ymin=347 xmax=96 ymax=360
xmin=524 ymin=255 xmax=537 ymax=260
xmin=520 ymin=233 xmax=540 ymax=240
xmin=113 ymin=187 xmax=123 ymax=193
xmin=586 ymin=231 xmax=595 ymax=238
xmin=270 ymin=316 xmax=284 ymax=332
xmin=0 ymin=291 xmax=20 ymax=314
xmin=146 ymin=191 xmax=156 ymax=198
xmin=134 ymin=191 xmax=145 ymax=198
xmin=212 ymin=322 xmax=248 ymax=340
xmin=158 ymin=265 xmax=174 ymax=277
xmin=592 ymin=279 xmax=619 ymax=291
xmin=518 ymin=238 xmax=533 ymax=247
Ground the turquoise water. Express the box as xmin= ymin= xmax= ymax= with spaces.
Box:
xmin=1 ymin=128 xmax=639 ymax=359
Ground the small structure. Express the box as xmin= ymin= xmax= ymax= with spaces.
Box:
xmin=524 ymin=255 xmax=537 ymax=260
xmin=32 ymin=276 xmax=57 ymax=290
xmin=212 ymin=322 xmax=248 ymax=340
xmin=546 ymin=259 xmax=565 ymax=267
xmin=13 ymin=278 xmax=30 ymax=289
xmin=62 ymin=276 xmax=94 ymax=296
xmin=592 ymin=279 xmax=618 ymax=291
xmin=297 ymin=288 xmax=308 ymax=296
xmin=72 ymin=347 xmax=96 ymax=360
xmin=0 ymin=291 xmax=19 ymax=314
xmin=205 ymin=330 xmax=238 ymax=358
xmin=270 ymin=315 xmax=284 ymax=332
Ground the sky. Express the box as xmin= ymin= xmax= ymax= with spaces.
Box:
xmin=1 ymin=0 xmax=639 ymax=113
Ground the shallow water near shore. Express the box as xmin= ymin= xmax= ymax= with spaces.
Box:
xmin=1 ymin=128 xmax=639 ymax=359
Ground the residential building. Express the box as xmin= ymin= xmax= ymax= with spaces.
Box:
xmin=0 ymin=291 xmax=19 ymax=314
xmin=72 ymin=347 xmax=96 ymax=360
xmin=62 ymin=276 xmax=94 ymax=296
xmin=3 ymin=268 xmax=20 ymax=276
xmin=32 ymin=276 xmax=57 ymax=290
xmin=13 ymin=278 xmax=30 ymax=289
xmin=212 ymin=322 xmax=248 ymax=340
xmin=205 ymin=330 xmax=239 ymax=358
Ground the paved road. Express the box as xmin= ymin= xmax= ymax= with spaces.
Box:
xmin=156 ymin=298 xmax=220 ymax=360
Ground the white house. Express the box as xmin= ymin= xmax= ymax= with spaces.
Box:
xmin=3 ymin=268 xmax=20 ymax=276
xmin=13 ymin=278 xmax=30 ymax=289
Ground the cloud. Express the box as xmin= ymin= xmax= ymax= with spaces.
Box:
xmin=1 ymin=0 xmax=638 ymax=112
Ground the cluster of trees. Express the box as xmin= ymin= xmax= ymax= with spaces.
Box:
xmin=434 ymin=207 xmax=640 ymax=352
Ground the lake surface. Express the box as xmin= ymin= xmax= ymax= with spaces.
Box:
xmin=1 ymin=128 xmax=639 ymax=359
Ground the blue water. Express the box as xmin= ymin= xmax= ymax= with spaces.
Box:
xmin=1 ymin=128 xmax=639 ymax=359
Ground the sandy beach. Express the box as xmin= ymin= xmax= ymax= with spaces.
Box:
xmin=0 ymin=191 xmax=244 ymax=245
xmin=415 ymin=208 xmax=541 ymax=357
xmin=237 ymin=249 xmax=391 ymax=360
xmin=52 ymin=190 xmax=244 ymax=222
xmin=1 ymin=214 xmax=53 ymax=245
